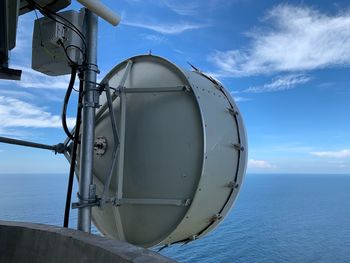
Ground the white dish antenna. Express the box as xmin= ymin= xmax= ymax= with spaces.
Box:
xmin=71 ymin=55 xmax=247 ymax=247
xmin=0 ymin=0 xmax=248 ymax=255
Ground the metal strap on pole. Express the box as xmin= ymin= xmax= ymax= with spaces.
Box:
xmin=77 ymin=9 xmax=99 ymax=233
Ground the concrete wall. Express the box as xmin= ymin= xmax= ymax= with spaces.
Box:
xmin=0 ymin=221 xmax=176 ymax=263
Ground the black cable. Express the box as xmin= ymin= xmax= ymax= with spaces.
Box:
xmin=43 ymin=9 xmax=88 ymax=52
xmin=66 ymin=44 xmax=86 ymax=64
xmin=27 ymin=0 xmax=88 ymax=55
xmin=63 ymin=72 xmax=84 ymax=228
xmin=28 ymin=0 xmax=86 ymax=42
xmin=58 ymin=40 xmax=85 ymax=67
xmin=45 ymin=10 xmax=86 ymax=46
xmin=26 ymin=0 xmax=88 ymax=228
xmin=62 ymin=66 xmax=77 ymax=141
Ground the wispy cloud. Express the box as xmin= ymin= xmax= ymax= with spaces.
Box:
xmin=310 ymin=149 xmax=350 ymax=158
xmin=0 ymin=89 xmax=35 ymax=99
xmin=244 ymin=74 xmax=311 ymax=93
xmin=209 ymin=4 xmax=350 ymax=77
xmin=317 ymin=82 xmax=336 ymax=88
xmin=0 ymin=66 xmax=76 ymax=90
xmin=125 ymin=0 xmax=232 ymax=16
xmin=122 ymin=20 xmax=206 ymax=34
xmin=327 ymin=160 xmax=350 ymax=169
xmin=13 ymin=14 xmax=34 ymax=55
xmin=160 ymin=0 xmax=200 ymax=16
xmin=0 ymin=96 xmax=75 ymax=129
xmin=248 ymin=159 xmax=276 ymax=169
xmin=142 ymin=34 xmax=166 ymax=43
xmin=229 ymin=91 xmax=252 ymax=102
xmin=18 ymin=70 xmax=72 ymax=89
xmin=233 ymin=96 xmax=252 ymax=102
xmin=273 ymin=145 xmax=313 ymax=153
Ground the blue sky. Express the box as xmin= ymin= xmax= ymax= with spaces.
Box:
xmin=0 ymin=0 xmax=349 ymax=174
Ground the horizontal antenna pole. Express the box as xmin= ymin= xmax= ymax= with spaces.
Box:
xmin=0 ymin=136 xmax=65 ymax=153
xmin=76 ymin=0 xmax=120 ymax=26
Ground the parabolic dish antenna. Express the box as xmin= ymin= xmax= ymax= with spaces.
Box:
xmin=72 ymin=55 xmax=247 ymax=248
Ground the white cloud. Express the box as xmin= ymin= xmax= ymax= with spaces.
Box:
xmin=174 ymin=49 xmax=184 ymax=54
xmin=160 ymin=0 xmax=200 ymax=16
xmin=273 ymin=145 xmax=314 ymax=153
xmin=327 ymin=160 xmax=350 ymax=169
xmin=125 ymin=0 xmax=231 ymax=16
xmin=244 ymin=74 xmax=311 ymax=93
xmin=0 ymin=89 xmax=35 ymax=98
xmin=209 ymin=5 xmax=350 ymax=77
xmin=317 ymin=82 xmax=336 ymax=88
xmin=13 ymin=14 xmax=34 ymax=55
xmin=248 ymin=159 xmax=276 ymax=169
xmin=0 ymin=96 xmax=75 ymax=129
xmin=0 ymin=66 xmax=77 ymax=90
xmin=310 ymin=149 xmax=350 ymax=158
xmin=142 ymin=34 xmax=166 ymax=43
xmin=233 ymin=96 xmax=252 ymax=102
xmin=122 ymin=20 xmax=206 ymax=34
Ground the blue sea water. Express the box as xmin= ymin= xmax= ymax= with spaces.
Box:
xmin=0 ymin=173 xmax=349 ymax=262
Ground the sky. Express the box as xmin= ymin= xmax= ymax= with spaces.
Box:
xmin=0 ymin=0 xmax=349 ymax=174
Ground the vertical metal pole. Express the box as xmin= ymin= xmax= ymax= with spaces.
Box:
xmin=77 ymin=9 xmax=99 ymax=232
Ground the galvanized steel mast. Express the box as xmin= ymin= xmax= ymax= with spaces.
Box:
xmin=77 ymin=9 xmax=99 ymax=233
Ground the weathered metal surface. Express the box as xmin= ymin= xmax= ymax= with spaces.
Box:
xmin=0 ymin=220 xmax=175 ymax=263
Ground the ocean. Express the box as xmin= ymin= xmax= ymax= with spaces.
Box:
xmin=0 ymin=173 xmax=349 ymax=262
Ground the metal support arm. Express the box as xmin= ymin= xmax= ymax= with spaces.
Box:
xmin=0 ymin=136 xmax=66 ymax=154
xmin=99 ymin=82 xmax=120 ymax=207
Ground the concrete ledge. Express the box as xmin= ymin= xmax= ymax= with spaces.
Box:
xmin=0 ymin=221 xmax=175 ymax=263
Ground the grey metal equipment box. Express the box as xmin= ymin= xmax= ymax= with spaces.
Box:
xmin=32 ymin=10 xmax=84 ymax=76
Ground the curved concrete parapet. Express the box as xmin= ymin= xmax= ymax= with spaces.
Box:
xmin=0 ymin=221 xmax=176 ymax=263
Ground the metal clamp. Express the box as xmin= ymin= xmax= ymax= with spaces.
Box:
xmin=183 ymin=85 xmax=191 ymax=92
xmin=83 ymin=101 xmax=99 ymax=108
xmin=227 ymin=107 xmax=239 ymax=116
xmin=94 ymin=136 xmax=108 ymax=156
xmin=72 ymin=191 xmax=101 ymax=209
xmin=83 ymin=63 xmax=100 ymax=73
xmin=210 ymin=213 xmax=222 ymax=222
xmin=72 ymin=199 xmax=100 ymax=209
xmin=227 ymin=181 xmax=239 ymax=189
xmin=233 ymin=143 xmax=244 ymax=151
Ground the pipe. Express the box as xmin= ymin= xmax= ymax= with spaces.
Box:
xmin=63 ymin=74 xmax=84 ymax=228
xmin=77 ymin=9 xmax=99 ymax=233
xmin=76 ymin=0 xmax=120 ymax=26
xmin=0 ymin=136 xmax=65 ymax=153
